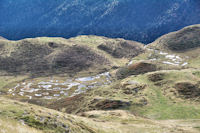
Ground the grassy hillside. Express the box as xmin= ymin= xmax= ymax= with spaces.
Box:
xmin=1 ymin=97 xmax=200 ymax=133
xmin=148 ymin=24 xmax=200 ymax=51
xmin=0 ymin=24 xmax=200 ymax=132
xmin=0 ymin=36 xmax=144 ymax=77
xmin=45 ymin=25 xmax=200 ymax=131
xmin=47 ymin=69 xmax=200 ymax=120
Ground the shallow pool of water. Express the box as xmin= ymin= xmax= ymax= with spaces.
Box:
xmin=8 ymin=72 xmax=112 ymax=100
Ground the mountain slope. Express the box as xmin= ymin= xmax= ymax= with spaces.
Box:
xmin=40 ymin=25 xmax=200 ymax=129
xmin=0 ymin=96 xmax=200 ymax=133
xmin=46 ymin=24 xmax=200 ymax=118
xmin=0 ymin=35 xmax=144 ymax=76
xmin=0 ymin=0 xmax=200 ymax=43
xmin=149 ymin=24 xmax=200 ymax=51
xmin=146 ymin=24 xmax=200 ymax=68
xmin=0 ymin=25 xmax=200 ymax=132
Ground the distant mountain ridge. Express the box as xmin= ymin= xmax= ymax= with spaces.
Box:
xmin=0 ymin=0 xmax=200 ymax=43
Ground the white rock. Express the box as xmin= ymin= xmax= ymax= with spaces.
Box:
xmin=166 ymin=55 xmax=176 ymax=59
xmin=181 ymin=62 xmax=188 ymax=66
xmin=41 ymin=85 xmax=52 ymax=89
xmin=150 ymin=58 xmax=157 ymax=61
xmin=35 ymin=94 xmax=42 ymax=97
xmin=42 ymin=92 xmax=49 ymax=95
xmin=163 ymin=61 xmax=179 ymax=66
xmin=60 ymin=91 xmax=65 ymax=94
xmin=67 ymin=82 xmax=80 ymax=90
xmin=18 ymin=92 xmax=24 ymax=96
xmin=14 ymin=84 xmax=20 ymax=89
xmin=128 ymin=60 xmax=133 ymax=66
xmin=76 ymin=77 xmax=95 ymax=82
xmin=26 ymin=95 xmax=32 ymax=99
xmin=43 ymin=96 xmax=53 ymax=99
xmin=159 ymin=51 xmax=168 ymax=55
xmin=54 ymin=94 xmax=60 ymax=97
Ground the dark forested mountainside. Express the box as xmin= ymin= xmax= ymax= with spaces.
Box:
xmin=0 ymin=0 xmax=200 ymax=43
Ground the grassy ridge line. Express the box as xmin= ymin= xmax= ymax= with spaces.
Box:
xmin=0 ymin=35 xmax=144 ymax=76
xmin=148 ymin=24 xmax=200 ymax=51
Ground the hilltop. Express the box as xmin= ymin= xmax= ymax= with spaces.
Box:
xmin=149 ymin=24 xmax=200 ymax=51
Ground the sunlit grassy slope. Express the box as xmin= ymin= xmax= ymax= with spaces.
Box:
xmin=0 ymin=25 xmax=200 ymax=133
xmin=1 ymin=96 xmax=200 ymax=133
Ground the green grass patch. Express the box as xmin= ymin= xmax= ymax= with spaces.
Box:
xmin=127 ymin=71 xmax=200 ymax=120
